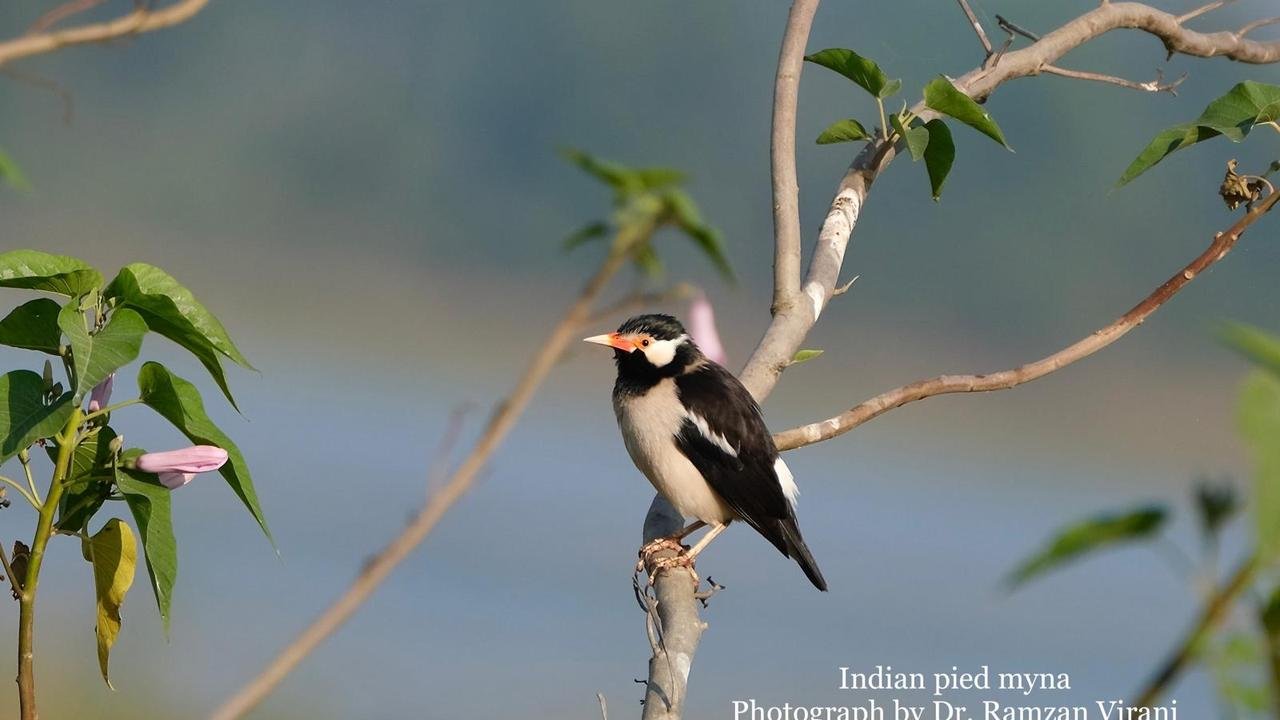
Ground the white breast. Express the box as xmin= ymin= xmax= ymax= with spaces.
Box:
xmin=614 ymin=379 xmax=735 ymax=524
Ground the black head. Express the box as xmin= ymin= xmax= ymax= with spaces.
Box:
xmin=583 ymin=313 xmax=702 ymax=387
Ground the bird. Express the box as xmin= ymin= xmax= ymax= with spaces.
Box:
xmin=583 ymin=313 xmax=827 ymax=591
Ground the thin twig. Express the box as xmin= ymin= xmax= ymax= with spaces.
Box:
xmin=1041 ymin=65 xmax=1186 ymax=94
xmin=769 ymin=0 xmax=821 ymax=315
xmin=597 ymin=692 xmax=609 ymax=720
xmin=1132 ymin=555 xmax=1258 ymax=707
xmin=0 ymin=541 xmax=21 ymax=600
xmin=208 ymin=247 xmax=631 ymax=720
xmin=996 ymin=14 xmax=1040 ymax=42
xmin=1179 ymin=0 xmax=1235 ymax=24
xmin=774 ymin=190 xmax=1280 ymax=451
xmin=26 ymin=0 xmax=108 ymax=35
xmin=1238 ymin=16 xmax=1280 ymax=39
xmin=0 ymin=0 xmax=211 ymax=69
xmin=955 ymin=0 xmax=994 ymax=56
xmin=1 ymin=68 xmax=75 ymax=124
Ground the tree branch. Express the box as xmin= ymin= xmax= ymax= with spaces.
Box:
xmin=774 ymin=190 xmax=1280 ymax=451
xmin=0 ymin=0 xmax=210 ymax=69
xmin=739 ymin=0 xmax=1280 ymax=403
xmin=1040 ymin=65 xmax=1185 ymax=94
xmin=769 ymin=0 xmax=820 ymax=315
xmin=955 ymin=0 xmax=994 ymax=57
xmin=208 ymin=247 xmax=631 ymax=720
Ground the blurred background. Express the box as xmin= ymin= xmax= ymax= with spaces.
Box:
xmin=2 ymin=0 xmax=1280 ymax=717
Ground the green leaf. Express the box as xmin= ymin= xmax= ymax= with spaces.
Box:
xmin=53 ymin=426 xmax=119 ymax=535
xmin=791 ymin=349 xmax=824 ymax=364
xmin=0 ymin=148 xmax=29 ymax=191
xmin=1193 ymin=478 xmax=1239 ymax=541
xmin=804 ymin=49 xmax=898 ymax=98
xmin=633 ymin=167 xmax=686 ymax=190
xmin=561 ymin=149 xmax=683 ymax=198
xmin=105 ymin=263 xmax=250 ymax=409
xmin=890 ymin=115 xmax=929 ymax=161
xmin=923 ymin=119 xmax=956 ymax=200
xmin=1007 ymin=506 xmax=1166 ymax=587
xmin=563 ymin=221 xmax=610 ymax=252
xmin=1239 ymin=371 xmax=1280 ymax=561
xmin=1118 ymin=82 xmax=1280 ymax=186
xmin=663 ymin=189 xmax=734 ymax=282
xmin=0 ymin=370 xmax=73 ymax=464
xmin=816 ymin=119 xmax=870 ymax=145
xmin=86 ymin=518 xmax=136 ymax=689
xmin=115 ymin=457 xmax=176 ymax=634
xmin=58 ymin=302 xmax=146 ymax=401
xmin=137 ymin=362 xmax=271 ymax=543
xmin=0 ymin=298 xmax=63 ymax=354
xmin=1222 ymin=322 xmax=1280 ymax=379
xmin=0 ymin=250 xmax=103 ymax=297
xmin=923 ymin=76 xmax=1010 ymax=149
xmin=1262 ymin=586 xmax=1280 ymax=637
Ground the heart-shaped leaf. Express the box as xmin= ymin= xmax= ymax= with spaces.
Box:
xmin=816 ymin=119 xmax=870 ymax=145
xmin=923 ymin=76 xmax=1010 ymax=149
xmin=58 ymin=302 xmax=146 ymax=401
xmin=137 ymin=362 xmax=270 ymax=544
xmin=0 ymin=250 xmax=102 ymax=297
xmin=805 ymin=49 xmax=899 ymax=98
xmin=0 ymin=370 xmax=73 ymax=463
xmin=0 ymin=298 xmax=63 ymax=354
xmin=923 ymin=119 xmax=956 ymax=200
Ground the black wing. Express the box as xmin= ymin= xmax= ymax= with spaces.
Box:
xmin=674 ymin=362 xmax=827 ymax=590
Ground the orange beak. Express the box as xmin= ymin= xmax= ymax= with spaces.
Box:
xmin=583 ymin=332 xmax=638 ymax=352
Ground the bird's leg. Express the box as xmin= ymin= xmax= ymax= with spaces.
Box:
xmin=645 ymin=521 xmax=730 ymax=588
xmin=682 ymin=521 xmax=729 ymax=563
xmin=637 ymin=520 xmax=706 ymax=563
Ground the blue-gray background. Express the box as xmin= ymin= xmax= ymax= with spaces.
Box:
xmin=2 ymin=1 xmax=1279 ymax=717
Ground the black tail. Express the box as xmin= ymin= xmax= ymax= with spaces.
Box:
xmin=778 ymin=519 xmax=827 ymax=591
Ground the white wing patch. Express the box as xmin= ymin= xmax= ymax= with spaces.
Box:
xmin=686 ymin=412 xmax=737 ymax=457
xmin=774 ymin=457 xmax=799 ymax=507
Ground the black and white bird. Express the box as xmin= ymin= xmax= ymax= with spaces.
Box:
xmin=584 ymin=313 xmax=827 ymax=591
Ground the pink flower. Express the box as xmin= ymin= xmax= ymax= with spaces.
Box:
xmin=88 ymin=373 xmax=114 ymax=413
xmin=688 ymin=291 xmax=727 ymax=365
xmin=136 ymin=446 xmax=229 ymax=490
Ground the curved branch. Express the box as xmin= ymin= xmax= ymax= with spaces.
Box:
xmin=738 ymin=0 xmax=1280 ymax=403
xmin=0 ymin=0 xmax=210 ymax=69
xmin=774 ymin=190 xmax=1280 ymax=451
xmin=769 ymin=0 xmax=820 ymax=315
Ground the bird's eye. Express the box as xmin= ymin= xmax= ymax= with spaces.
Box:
xmin=640 ymin=338 xmax=651 ymax=347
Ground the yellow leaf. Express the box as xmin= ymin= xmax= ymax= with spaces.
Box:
xmin=87 ymin=518 xmax=136 ymax=689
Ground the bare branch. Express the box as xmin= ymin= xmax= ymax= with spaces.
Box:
xmin=1238 ymin=16 xmax=1280 ymax=39
xmin=1179 ymin=0 xmax=1235 ymax=24
xmin=597 ymin=692 xmax=609 ymax=720
xmin=773 ymin=191 xmax=1280 ymax=451
xmin=996 ymin=14 xmax=1040 ymax=42
xmin=955 ymin=0 xmax=994 ymax=57
xmin=738 ymin=0 xmax=1280 ymax=402
xmin=0 ymin=0 xmax=210 ymax=70
xmin=640 ymin=495 xmax=704 ymax=720
xmin=769 ymin=0 xmax=821 ymax=315
xmin=1041 ymin=65 xmax=1186 ymax=94
xmin=209 ymin=248 xmax=631 ymax=720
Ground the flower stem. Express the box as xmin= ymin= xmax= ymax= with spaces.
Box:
xmin=17 ymin=406 xmax=82 ymax=720
xmin=81 ymin=397 xmax=141 ymax=423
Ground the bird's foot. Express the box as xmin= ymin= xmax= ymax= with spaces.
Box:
xmin=637 ymin=536 xmax=686 ymax=565
xmin=644 ymin=553 xmax=700 ymax=589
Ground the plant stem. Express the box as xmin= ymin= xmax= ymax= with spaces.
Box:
xmin=0 ymin=477 xmax=39 ymax=510
xmin=80 ymin=397 xmax=141 ymax=423
xmin=876 ymin=97 xmax=888 ymax=141
xmin=18 ymin=453 xmax=39 ymax=505
xmin=17 ymin=406 xmax=82 ymax=720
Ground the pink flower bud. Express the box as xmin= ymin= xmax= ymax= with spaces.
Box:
xmin=688 ymin=292 xmax=727 ymax=365
xmin=136 ymin=446 xmax=229 ymax=482
xmin=88 ymin=373 xmax=114 ymax=413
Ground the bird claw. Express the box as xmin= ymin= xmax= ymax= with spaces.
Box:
xmin=638 ymin=537 xmax=686 ymax=561
xmin=640 ymin=550 xmax=700 ymax=589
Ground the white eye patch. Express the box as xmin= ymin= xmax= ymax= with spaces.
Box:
xmin=641 ymin=334 xmax=688 ymax=367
